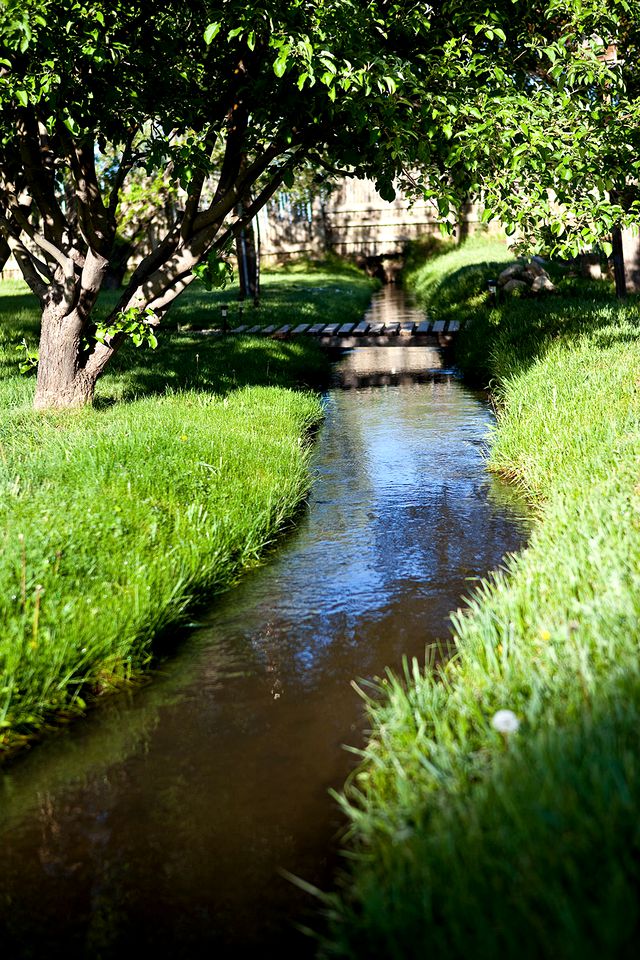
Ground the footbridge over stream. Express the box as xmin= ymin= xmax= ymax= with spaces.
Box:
xmin=223 ymin=314 xmax=460 ymax=347
xmin=197 ymin=284 xmax=460 ymax=349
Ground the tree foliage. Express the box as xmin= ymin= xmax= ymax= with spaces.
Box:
xmin=0 ymin=0 xmax=638 ymax=405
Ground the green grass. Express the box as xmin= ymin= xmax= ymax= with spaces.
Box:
xmin=323 ymin=240 xmax=640 ymax=958
xmin=0 ymin=265 xmax=375 ymax=755
xmin=405 ymin=232 xmax=513 ymax=327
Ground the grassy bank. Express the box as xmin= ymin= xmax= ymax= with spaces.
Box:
xmin=0 ymin=265 xmax=375 ymax=756
xmin=324 ymin=240 xmax=640 ymax=957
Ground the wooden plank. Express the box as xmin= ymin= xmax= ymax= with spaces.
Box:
xmin=447 ymin=320 xmax=460 ymax=333
xmin=262 ymin=324 xmax=277 ymax=334
xmin=246 ymin=324 xmax=262 ymax=334
xmin=385 ymin=322 xmax=400 ymax=335
xmin=417 ymin=320 xmax=431 ymax=334
xmin=353 ymin=322 xmax=370 ymax=335
xmin=292 ymin=323 xmax=311 ymax=334
xmin=232 ymin=325 xmax=248 ymax=334
xmin=307 ymin=324 xmax=326 ymax=335
xmin=337 ymin=322 xmax=356 ymax=335
xmin=432 ymin=320 xmax=446 ymax=333
xmin=368 ymin=322 xmax=385 ymax=335
xmin=399 ymin=322 xmax=416 ymax=336
xmin=321 ymin=323 xmax=340 ymax=336
xmin=274 ymin=324 xmax=292 ymax=335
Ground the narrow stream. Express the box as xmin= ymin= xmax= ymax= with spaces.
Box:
xmin=0 ymin=289 xmax=529 ymax=958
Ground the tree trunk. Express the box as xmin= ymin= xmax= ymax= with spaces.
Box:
xmin=103 ymin=238 xmax=134 ymax=289
xmin=236 ymin=220 xmax=258 ymax=301
xmin=33 ymin=307 xmax=97 ymax=410
xmin=611 ymin=225 xmax=627 ymax=300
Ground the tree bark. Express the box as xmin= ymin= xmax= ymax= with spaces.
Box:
xmin=33 ymin=306 xmax=97 ymax=409
xmin=236 ymin=220 xmax=258 ymax=300
xmin=103 ymin=237 xmax=134 ymax=289
xmin=611 ymin=225 xmax=627 ymax=300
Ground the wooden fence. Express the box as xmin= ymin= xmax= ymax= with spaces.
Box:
xmin=257 ymin=178 xmax=484 ymax=264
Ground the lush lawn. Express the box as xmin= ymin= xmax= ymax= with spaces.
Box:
xmin=323 ymin=239 xmax=640 ymax=958
xmin=0 ymin=266 xmax=375 ymax=756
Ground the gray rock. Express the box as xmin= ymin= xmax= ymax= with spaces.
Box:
xmin=498 ymin=263 xmax=527 ymax=285
xmin=523 ymin=260 xmax=547 ymax=279
xmin=503 ymin=278 xmax=529 ymax=295
xmin=531 ymin=275 xmax=555 ymax=293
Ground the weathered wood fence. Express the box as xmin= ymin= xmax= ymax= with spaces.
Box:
xmin=257 ymin=178 xmax=484 ymax=265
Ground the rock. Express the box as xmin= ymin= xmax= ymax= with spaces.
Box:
xmin=531 ymin=275 xmax=555 ymax=293
xmin=523 ymin=260 xmax=547 ymax=280
xmin=498 ymin=263 xmax=526 ymax=285
xmin=578 ymin=253 xmax=603 ymax=280
xmin=503 ymin=278 xmax=529 ymax=295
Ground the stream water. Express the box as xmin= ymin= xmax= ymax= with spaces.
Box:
xmin=0 ymin=288 xmax=530 ymax=958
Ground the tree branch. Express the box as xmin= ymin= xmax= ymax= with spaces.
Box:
xmin=57 ymin=124 xmax=114 ymax=254
xmin=307 ymin=151 xmax=355 ymax=179
xmin=15 ymin=108 xmax=67 ymax=244
xmin=3 ymin=233 xmax=50 ymax=300
xmin=107 ymin=130 xmax=141 ymax=216
xmin=192 ymin=140 xmax=284 ymax=233
xmin=0 ymin=235 xmax=10 ymax=273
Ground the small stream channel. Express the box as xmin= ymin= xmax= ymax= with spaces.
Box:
xmin=0 ymin=288 xmax=530 ymax=958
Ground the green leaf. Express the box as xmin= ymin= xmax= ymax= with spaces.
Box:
xmin=204 ymin=22 xmax=221 ymax=45
xmin=273 ymin=56 xmax=288 ymax=78
xmin=378 ymin=181 xmax=396 ymax=203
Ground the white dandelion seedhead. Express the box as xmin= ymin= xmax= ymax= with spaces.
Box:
xmin=491 ymin=709 xmax=520 ymax=735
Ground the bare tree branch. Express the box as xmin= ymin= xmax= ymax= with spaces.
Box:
xmin=15 ymin=108 xmax=67 ymax=244
xmin=107 ymin=130 xmax=143 ymax=216
xmin=192 ymin=140 xmax=284 ymax=233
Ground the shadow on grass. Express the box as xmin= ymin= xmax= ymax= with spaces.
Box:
xmin=455 ymin=292 xmax=640 ymax=387
xmin=100 ymin=333 xmax=331 ymax=404
xmin=327 ymin=669 xmax=640 ymax=960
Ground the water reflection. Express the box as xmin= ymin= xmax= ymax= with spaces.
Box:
xmin=0 ymin=299 xmax=530 ymax=958
xmin=362 ymin=284 xmax=428 ymax=327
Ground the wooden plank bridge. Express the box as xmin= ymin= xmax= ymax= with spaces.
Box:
xmin=195 ymin=317 xmax=460 ymax=346
xmin=233 ymin=317 xmax=458 ymax=344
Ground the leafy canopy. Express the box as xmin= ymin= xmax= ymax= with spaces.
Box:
xmin=1 ymin=0 xmax=639 ymax=294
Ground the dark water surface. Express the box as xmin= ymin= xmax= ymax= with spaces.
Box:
xmin=0 ymin=290 xmax=529 ymax=958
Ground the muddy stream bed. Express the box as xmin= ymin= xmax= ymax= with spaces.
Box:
xmin=0 ymin=288 xmax=530 ymax=958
